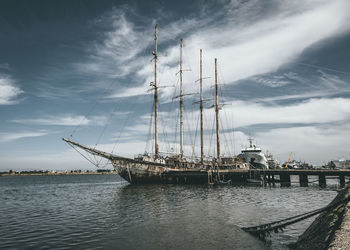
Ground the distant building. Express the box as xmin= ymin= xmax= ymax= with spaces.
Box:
xmin=328 ymin=159 xmax=350 ymax=169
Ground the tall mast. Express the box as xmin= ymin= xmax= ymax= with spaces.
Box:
xmin=200 ymin=49 xmax=204 ymax=163
xmin=154 ymin=24 xmax=159 ymax=158
xmin=179 ymin=39 xmax=184 ymax=158
xmin=215 ymin=58 xmax=220 ymax=162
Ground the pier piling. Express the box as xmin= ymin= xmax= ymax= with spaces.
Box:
xmin=319 ymin=175 xmax=326 ymax=187
xmin=339 ymin=175 xmax=345 ymax=187
xmin=280 ymin=173 xmax=291 ymax=187
xmin=299 ymin=174 xmax=308 ymax=187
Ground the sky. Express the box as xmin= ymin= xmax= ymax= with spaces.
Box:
xmin=0 ymin=0 xmax=350 ymax=171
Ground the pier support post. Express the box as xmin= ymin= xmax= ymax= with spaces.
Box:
xmin=339 ymin=175 xmax=345 ymax=187
xmin=319 ymin=175 xmax=326 ymax=187
xmin=299 ymin=174 xmax=308 ymax=187
xmin=280 ymin=173 xmax=291 ymax=187
xmin=272 ymin=174 xmax=276 ymax=187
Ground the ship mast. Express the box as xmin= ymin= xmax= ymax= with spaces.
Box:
xmin=179 ymin=39 xmax=184 ymax=159
xmin=200 ymin=49 xmax=204 ymax=163
xmin=154 ymin=24 xmax=159 ymax=158
xmin=215 ymin=58 xmax=221 ymax=162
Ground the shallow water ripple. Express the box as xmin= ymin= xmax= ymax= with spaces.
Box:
xmin=0 ymin=175 xmax=338 ymax=249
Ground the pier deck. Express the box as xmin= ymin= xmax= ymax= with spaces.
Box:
xmin=251 ymin=169 xmax=350 ymax=187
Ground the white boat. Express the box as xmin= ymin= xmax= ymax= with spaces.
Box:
xmin=237 ymin=138 xmax=268 ymax=169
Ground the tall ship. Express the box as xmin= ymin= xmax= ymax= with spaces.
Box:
xmin=63 ymin=25 xmax=250 ymax=184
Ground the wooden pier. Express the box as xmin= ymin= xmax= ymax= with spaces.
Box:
xmin=253 ymin=169 xmax=350 ymax=187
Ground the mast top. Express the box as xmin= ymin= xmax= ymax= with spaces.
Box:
xmin=155 ymin=24 xmax=158 ymax=37
xmin=248 ymin=137 xmax=254 ymax=147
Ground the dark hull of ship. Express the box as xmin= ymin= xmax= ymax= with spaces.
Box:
xmin=112 ymin=159 xmax=248 ymax=184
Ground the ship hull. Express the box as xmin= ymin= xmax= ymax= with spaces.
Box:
xmin=238 ymin=152 xmax=268 ymax=169
xmin=112 ymin=159 xmax=248 ymax=184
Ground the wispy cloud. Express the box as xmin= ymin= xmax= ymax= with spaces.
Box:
xmin=0 ymin=63 xmax=11 ymax=71
xmin=252 ymin=70 xmax=350 ymax=102
xmin=251 ymin=72 xmax=297 ymax=88
xmin=0 ymin=132 xmax=48 ymax=142
xmin=0 ymin=74 xmax=23 ymax=105
xmin=83 ymin=0 xmax=350 ymax=99
xmin=217 ymin=97 xmax=350 ymax=128
xmin=149 ymin=97 xmax=350 ymax=132
xmin=11 ymin=114 xmax=108 ymax=126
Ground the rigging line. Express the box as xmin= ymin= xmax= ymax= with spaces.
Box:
xmin=145 ymin=98 xmax=154 ymax=154
xmin=221 ymin=100 xmax=234 ymax=156
xmin=224 ymin=109 xmax=234 ymax=156
xmin=192 ymin=109 xmax=200 ymax=159
xmin=170 ymin=80 xmax=178 ymax=154
xmin=185 ymin=100 xmax=197 ymax=158
xmin=94 ymin=100 xmax=121 ymax=149
xmin=172 ymin=77 xmax=180 ymax=154
xmin=183 ymin=103 xmax=192 ymax=157
xmin=74 ymin=140 xmax=100 ymax=166
xmin=157 ymin=95 xmax=172 ymax=154
xmin=67 ymin=143 xmax=100 ymax=167
xmin=159 ymin=108 xmax=171 ymax=153
xmin=190 ymin=88 xmax=199 ymax=159
xmin=110 ymin=96 xmax=138 ymax=155
xmin=191 ymin=80 xmax=199 ymax=159
xmin=97 ymin=153 xmax=112 ymax=168
xmin=92 ymin=154 xmax=108 ymax=170
xmin=218 ymin=63 xmax=235 ymax=156
xmin=209 ymin=113 xmax=215 ymax=157
xmin=174 ymin=104 xmax=180 ymax=154
xmin=296 ymin=62 xmax=350 ymax=76
xmin=92 ymin=153 xmax=101 ymax=167
xmin=220 ymin=119 xmax=232 ymax=156
xmin=231 ymin=106 xmax=236 ymax=156
xmin=69 ymin=78 xmax=119 ymax=138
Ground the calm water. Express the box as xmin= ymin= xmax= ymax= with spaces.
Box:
xmin=0 ymin=174 xmax=340 ymax=249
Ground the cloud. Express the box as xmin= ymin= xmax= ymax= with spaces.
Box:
xmin=11 ymin=114 xmax=108 ymax=126
xmin=107 ymin=86 xmax=147 ymax=98
xmin=147 ymin=97 xmax=350 ymax=132
xmin=86 ymin=0 xmax=350 ymax=100
xmin=102 ymin=97 xmax=350 ymax=161
xmin=0 ymin=74 xmax=23 ymax=105
xmin=226 ymin=98 xmax=350 ymax=128
xmin=251 ymin=72 xmax=296 ymax=88
xmin=0 ymin=63 xmax=11 ymax=70
xmin=255 ymin=123 xmax=350 ymax=165
xmin=0 ymin=132 xmax=48 ymax=142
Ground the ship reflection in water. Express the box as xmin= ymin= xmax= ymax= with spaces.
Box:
xmin=0 ymin=174 xmax=339 ymax=249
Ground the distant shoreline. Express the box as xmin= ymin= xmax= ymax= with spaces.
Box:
xmin=0 ymin=170 xmax=117 ymax=177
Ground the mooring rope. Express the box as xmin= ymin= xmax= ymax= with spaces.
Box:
xmin=241 ymin=195 xmax=350 ymax=239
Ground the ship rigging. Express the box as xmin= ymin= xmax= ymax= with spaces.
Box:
xmin=63 ymin=24 xmax=250 ymax=184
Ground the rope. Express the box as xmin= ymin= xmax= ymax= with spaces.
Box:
xmin=145 ymin=99 xmax=154 ymax=154
xmin=68 ymin=78 xmax=119 ymax=138
xmin=192 ymin=110 xmax=200 ymax=159
xmin=93 ymin=100 xmax=121 ymax=149
xmin=110 ymin=95 xmax=139 ymax=155
xmin=68 ymin=143 xmax=100 ymax=167
xmin=208 ymin=115 xmax=215 ymax=157
xmin=241 ymin=195 xmax=350 ymax=238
